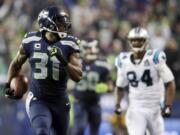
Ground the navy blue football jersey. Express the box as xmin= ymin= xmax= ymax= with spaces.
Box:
xmin=73 ymin=60 xmax=111 ymax=103
xmin=22 ymin=31 xmax=80 ymax=99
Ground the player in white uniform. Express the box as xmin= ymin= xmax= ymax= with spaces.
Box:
xmin=114 ymin=27 xmax=176 ymax=135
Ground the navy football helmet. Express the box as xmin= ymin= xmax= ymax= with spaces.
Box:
xmin=38 ymin=6 xmax=71 ymax=38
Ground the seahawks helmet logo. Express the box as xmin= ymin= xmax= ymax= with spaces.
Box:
xmin=38 ymin=10 xmax=49 ymax=21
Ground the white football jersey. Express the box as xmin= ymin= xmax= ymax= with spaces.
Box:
xmin=115 ymin=49 xmax=174 ymax=109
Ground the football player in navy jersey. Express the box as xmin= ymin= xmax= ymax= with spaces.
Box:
xmin=72 ymin=39 xmax=113 ymax=135
xmin=4 ymin=6 xmax=82 ymax=135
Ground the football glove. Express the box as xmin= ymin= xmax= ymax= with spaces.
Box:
xmin=49 ymin=46 xmax=68 ymax=67
xmin=114 ymin=104 xmax=123 ymax=115
xmin=162 ymin=105 xmax=172 ymax=118
xmin=3 ymin=83 xmax=22 ymax=99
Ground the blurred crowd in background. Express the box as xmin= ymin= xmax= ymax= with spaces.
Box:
xmin=0 ymin=0 xmax=180 ymax=134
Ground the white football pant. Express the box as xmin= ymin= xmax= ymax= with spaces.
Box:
xmin=125 ymin=107 xmax=164 ymax=135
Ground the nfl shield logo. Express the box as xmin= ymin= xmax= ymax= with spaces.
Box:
xmin=144 ymin=59 xmax=150 ymax=66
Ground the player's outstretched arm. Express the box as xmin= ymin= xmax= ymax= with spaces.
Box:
xmin=156 ymin=51 xmax=176 ymax=117
xmin=4 ymin=45 xmax=28 ymax=99
xmin=7 ymin=45 xmax=28 ymax=83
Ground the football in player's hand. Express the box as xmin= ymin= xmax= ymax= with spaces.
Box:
xmin=10 ymin=75 xmax=28 ymax=97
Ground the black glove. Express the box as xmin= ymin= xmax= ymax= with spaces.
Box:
xmin=162 ymin=105 xmax=172 ymax=118
xmin=3 ymin=83 xmax=22 ymax=99
xmin=49 ymin=46 xmax=68 ymax=67
xmin=114 ymin=104 xmax=123 ymax=115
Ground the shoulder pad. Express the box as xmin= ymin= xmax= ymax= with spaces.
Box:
xmin=22 ymin=31 xmax=41 ymax=44
xmin=115 ymin=52 xmax=129 ymax=67
xmin=95 ymin=60 xmax=111 ymax=70
xmin=153 ymin=49 xmax=166 ymax=64
xmin=60 ymin=36 xmax=80 ymax=50
xmin=66 ymin=35 xmax=81 ymax=46
xmin=24 ymin=31 xmax=40 ymax=38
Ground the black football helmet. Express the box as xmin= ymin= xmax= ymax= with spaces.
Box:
xmin=38 ymin=6 xmax=71 ymax=38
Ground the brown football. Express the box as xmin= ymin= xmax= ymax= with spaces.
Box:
xmin=10 ymin=75 xmax=28 ymax=97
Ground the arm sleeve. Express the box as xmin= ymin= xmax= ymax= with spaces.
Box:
xmin=155 ymin=51 xmax=174 ymax=83
xmin=116 ymin=67 xmax=128 ymax=87
xmin=115 ymin=55 xmax=128 ymax=87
